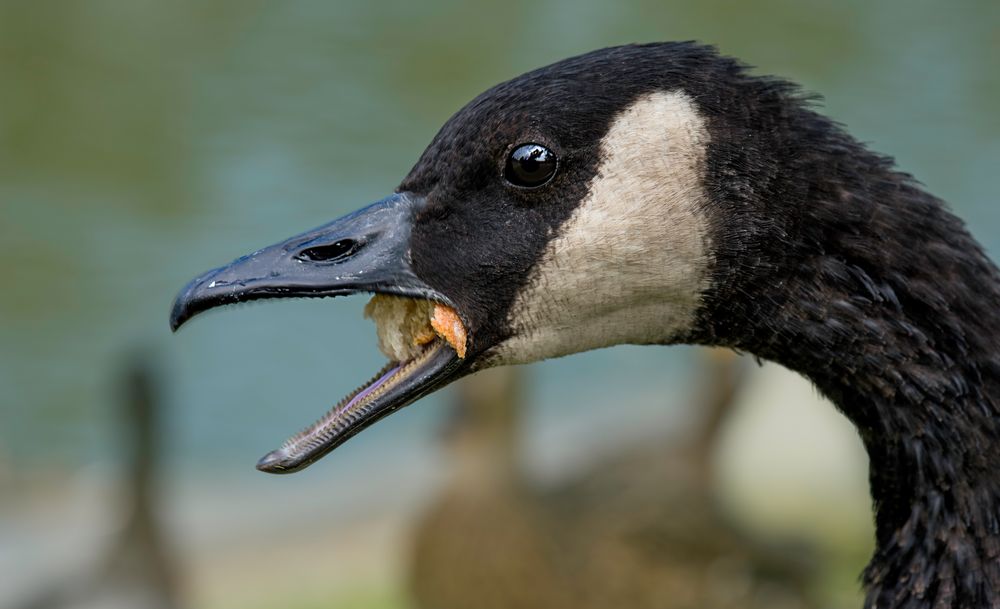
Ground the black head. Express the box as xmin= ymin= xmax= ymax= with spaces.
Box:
xmin=169 ymin=42 xmax=815 ymax=472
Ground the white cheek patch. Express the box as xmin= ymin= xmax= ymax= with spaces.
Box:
xmin=490 ymin=90 xmax=712 ymax=365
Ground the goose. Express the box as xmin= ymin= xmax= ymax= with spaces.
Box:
xmin=170 ymin=42 xmax=1000 ymax=608
xmin=14 ymin=356 xmax=181 ymax=609
xmin=410 ymin=351 xmax=820 ymax=609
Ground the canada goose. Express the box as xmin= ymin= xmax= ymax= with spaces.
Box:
xmin=171 ymin=43 xmax=1000 ymax=608
xmin=410 ymin=351 xmax=820 ymax=609
xmin=15 ymin=356 xmax=180 ymax=609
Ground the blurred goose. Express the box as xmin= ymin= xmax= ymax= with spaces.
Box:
xmin=172 ymin=42 xmax=1000 ymax=608
xmin=409 ymin=351 xmax=818 ymax=609
xmin=15 ymin=356 xmax=181 ymax=609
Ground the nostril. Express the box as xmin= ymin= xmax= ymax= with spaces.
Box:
xmin=298 ymin=239 xmax=361 ymax=262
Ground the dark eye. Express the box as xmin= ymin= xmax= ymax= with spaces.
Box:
xmin=504 ymin=143 xmax=558 ymax=188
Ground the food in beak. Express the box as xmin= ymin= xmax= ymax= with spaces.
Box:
xmin=255 ymin=294 xmax=468 ymax=473
xmin=430 ymin=304 xmax=467 ymax=359
xmin=364 ymin=294 xmax=467 ymax=360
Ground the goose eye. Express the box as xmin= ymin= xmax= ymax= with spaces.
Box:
xmin=504 ymin=143 xmax=557 ymax=188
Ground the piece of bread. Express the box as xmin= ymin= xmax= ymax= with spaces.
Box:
xmin=431 ymin=304 xmax=467 ymax=359
xmin=364 ymin=294 xmax=467 ymax=361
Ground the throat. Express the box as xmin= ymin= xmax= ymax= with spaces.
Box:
xmin=778 ymin=296 xmax=1000 ymax=517
xmin=695 ymin=148 xmax=1000 ymax=607
xmin=739 ymin=261 xmax=1000 ymax=607
xmin=785 ymin=311 xmax=1000 ymax=608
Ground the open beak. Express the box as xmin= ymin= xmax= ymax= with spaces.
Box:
xmin=170 ymin=193 xmax=468 ymax=474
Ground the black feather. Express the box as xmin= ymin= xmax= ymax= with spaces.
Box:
xmin=398 ymin=42 xmax=1000 ymax=609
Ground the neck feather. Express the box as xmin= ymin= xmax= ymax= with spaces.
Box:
xmin=694 ymin=102 xmax=1000 ymax=608
xmin=758 ymin=252 xmax=1000 ymax=609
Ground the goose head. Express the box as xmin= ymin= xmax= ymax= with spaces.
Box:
xmin=170 ymin=42 xmax=1000 ymax=485
xmin=171 ymin=43 xmax=737 ymax=473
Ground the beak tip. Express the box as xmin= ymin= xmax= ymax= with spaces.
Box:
xmin=168 ymin=289 xmax=195 ymax=332
xmin=169 ymin=270 xmax=218 ymax=332
xmin=256 ymin=449 xmax=293 ymax=474
xmin=168 ymin=301 xmax=184 ymax=332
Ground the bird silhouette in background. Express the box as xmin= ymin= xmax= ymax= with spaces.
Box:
xmin=15 ymin=354 xmax=181 ymax=609
xmin=409 ymin=350 xmax=820 ymax=609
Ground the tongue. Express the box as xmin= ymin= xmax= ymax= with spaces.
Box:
xmin=340 ymin=364 xmax=400 ymax=417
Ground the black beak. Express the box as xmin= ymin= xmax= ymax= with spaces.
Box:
xmin=170 ymin=193 xmax=447 ymax=331
xmin=170 ymin=192 xmax=468 ymax=474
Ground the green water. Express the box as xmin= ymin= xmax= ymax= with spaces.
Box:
xmin=1 ymin=0 xmax=997 ymax=475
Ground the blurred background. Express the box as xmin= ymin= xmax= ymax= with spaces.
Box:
xmin=1 ymin=1 xmax=997 ymax=608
